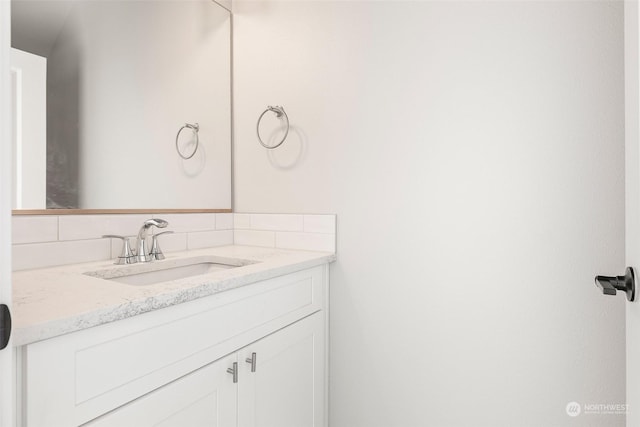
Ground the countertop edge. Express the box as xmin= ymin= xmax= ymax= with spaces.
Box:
xmin=12 ymin=248 xmax=336 ymax=346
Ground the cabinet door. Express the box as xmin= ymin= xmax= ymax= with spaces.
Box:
xmin=238 ymin=313 xmax=325 ymax=427
xmin=85 ymin=354 xmax=238 ymax=427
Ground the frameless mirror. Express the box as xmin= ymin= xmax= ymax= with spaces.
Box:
xmin=10 ymin=0 xmax=231 ymax=211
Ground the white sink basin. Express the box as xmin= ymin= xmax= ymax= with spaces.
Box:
xmin=106 ymin=262 xmax=236 ymax=286
xmin=84 ymin=256 xmax=254 ymax=286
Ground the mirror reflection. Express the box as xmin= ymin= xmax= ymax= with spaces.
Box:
xmin=11 ymin=0 xmax=232 ymax=210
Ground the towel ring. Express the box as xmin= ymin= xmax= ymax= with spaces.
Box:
xmin=256 ymin=106 xmax=289 ymax=149
xmin=176 ymin=123 xmax=199 ymax=160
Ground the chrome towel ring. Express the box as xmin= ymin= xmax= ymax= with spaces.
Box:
xmin=256 ymin=106 xmax=289 ymax=149
xmin=175 ymin=123 xmax=199 ymax=159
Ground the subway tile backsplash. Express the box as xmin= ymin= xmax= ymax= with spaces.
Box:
xmin=188 ymin=230 xmax=234 ymax=250
xmin=12 ymin=213 xmax=233 ymax=271
xmin=275 ymin=231 xmax=335 ymax=253
xmin=151 ymin=213 xmax=217 ymax=233
xmin=58 ymin=214 xmax=150 ymax=241
xmin=215 ymin=213 xmax=234 ymax=230
xmin=12 ymin=213 xmax=335 ymax=271
xmin=249 ymin=214 xmax=304 ymax=232
xmin=233 ymin=213 xmax=336 ymax=253
xmin=303 ymin=215 xmax=336 ymax=234
xmin=13 ymin=239 xmax=111 ymax=271
xmin=12 ymin=216 xmax=58 ymax=244
xmin=234 ymin=229 xmax=277 ymax=247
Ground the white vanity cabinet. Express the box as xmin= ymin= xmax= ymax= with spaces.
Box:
xmin=16 ymin=264 xmax=329 ymax=427
xmin=238 ymin=312 xmax=324 ymax=427
xmin=86 ymin=313 xmax=324 ymax=427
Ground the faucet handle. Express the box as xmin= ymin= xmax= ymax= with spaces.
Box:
xmin=149 ymin=231 xmax=174 ymax=261
xmin=102 ymin=235 xmax=137 ymax=265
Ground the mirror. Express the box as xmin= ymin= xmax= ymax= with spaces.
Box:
xmin=10 ymin=0 xmax=232 ymax=211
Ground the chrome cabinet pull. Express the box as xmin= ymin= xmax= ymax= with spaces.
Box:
xmin=245 ymin=352 xmax=257 ymax=372
xmin=227 ymin=362 xmax=238 ymax=383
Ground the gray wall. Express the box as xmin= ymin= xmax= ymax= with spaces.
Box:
xmin=233 ymin=1 xmax=626 ymax=426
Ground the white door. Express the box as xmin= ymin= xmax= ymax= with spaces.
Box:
xmin=85 ymin=354 xmax=238 ymax=427
xmin=0 ymin=1 xmax=13 ymax=427
xmin=10 ymin=48 xmax=46 ymax=210
xmin=238 ymin=313 xmax=325 ymax=427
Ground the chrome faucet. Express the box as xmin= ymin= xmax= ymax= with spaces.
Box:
xmin=102 ymin=235 xmax=137 ymax=265
xmin=136 ymin=218 xmax=169 ymax=262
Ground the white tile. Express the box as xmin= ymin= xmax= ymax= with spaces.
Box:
xmin=59 ymin=214 xmax=150 ymax=241
xmin=233 ymin=213 xmax=251 ymax=229
xmin=250 ymin=214 xmax=303 ymax=232
xmin=12 ymin=216 xmax=58 ymax=244
xmin=275 ymin=232 xmax=335 ymax=253
xmin=188 ymin=230 xmax=233 ymax=250
xmin=215 ymin=213 xmax=234 ymax=230
xmin=13 ymin=239 xmax=111 ymax=271
xmin=303 ymin=215 xmax=336 ymax=234
xmin=155 ymin=214 xmax=216 ymax=233
xmin=153 ymin=232 xmax=188 ymax=254
xmin=234 ymin=230 xmax=275 ymax=247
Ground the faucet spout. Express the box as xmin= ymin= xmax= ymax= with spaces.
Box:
xmin=137 ymin=218 xmax=169 ymax=262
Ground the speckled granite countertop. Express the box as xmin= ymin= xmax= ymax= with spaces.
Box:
xmin=12 ymin=245 xmax=336 ymax=346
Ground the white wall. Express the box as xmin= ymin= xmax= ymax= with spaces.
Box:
xmin=46 ymin=0 xmax=232 ymax=209
xmin=233 ymin=1 xmax=626 ymax=426
xmin=625 ymin=2 xmax=640 ymax=426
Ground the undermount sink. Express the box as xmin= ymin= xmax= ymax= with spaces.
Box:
xmin=105 ymin=262 xmax=236 ymax=286
xmin=84 ymin=256 xmax=254 ymax=286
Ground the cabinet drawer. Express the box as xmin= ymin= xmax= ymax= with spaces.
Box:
xmin=23 ymin=266 xmax=326 ymax=427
